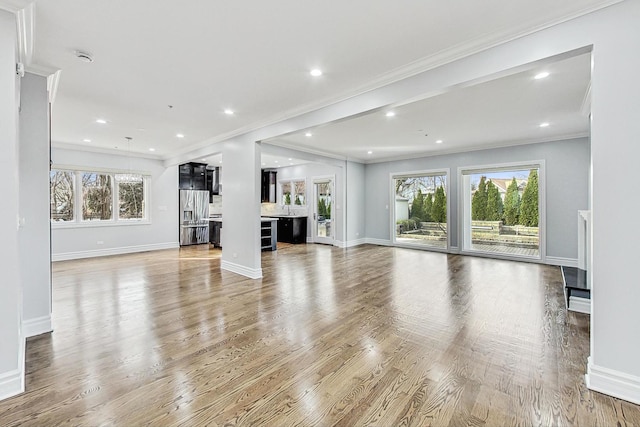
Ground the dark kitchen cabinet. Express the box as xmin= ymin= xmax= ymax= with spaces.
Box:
xmin=261 ymin=170 xmax=277 ymax=203
xmin=178 ymin=162 xmax=207 ymax=190
xmin=277 ymin=217 xmax=307 ymax=244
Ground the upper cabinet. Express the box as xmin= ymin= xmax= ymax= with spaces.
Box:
xmin=179 ymin=162 xmax=207 ymax=190
xmin=261 ymin=170 xmax=277 ymax=203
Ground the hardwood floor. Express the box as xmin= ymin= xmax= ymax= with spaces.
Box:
xmin=1 ymin=244 xmax=638 ymax=426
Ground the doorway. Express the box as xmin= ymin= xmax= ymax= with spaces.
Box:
xmin=312 ymin=176 xmax=334 ymax=245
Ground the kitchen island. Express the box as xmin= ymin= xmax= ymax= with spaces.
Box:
xmin=208 ymin=217 xmax=278 ymax=251
xmin=264 ymin=215 xmax=307 ymax=244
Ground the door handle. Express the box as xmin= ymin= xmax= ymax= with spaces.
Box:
xmin=314 ymin=213 xmax=316 ymax=220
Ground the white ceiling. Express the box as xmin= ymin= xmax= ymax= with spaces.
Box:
xmin=266 ymin=53 xmax=591 ymax=163
xmin=30 ymin=0 xmax=609 ymax=162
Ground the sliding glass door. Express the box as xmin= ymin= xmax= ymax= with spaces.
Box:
xmin=392 ymin=170 xmax=448 ymax=250
xmin=460 ymin=163 xmax=543 ymax=260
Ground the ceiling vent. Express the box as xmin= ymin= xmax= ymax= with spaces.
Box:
xmin=74 ymin=50 xmax=94 ymax=63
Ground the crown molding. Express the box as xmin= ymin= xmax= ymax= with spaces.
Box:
xmin=47 ymin=69 xmax=61 ymax=105
xmin=362 ymin=132 xmax=590 ymax=165
xmin=15 ymin=2 xmax=33 ymax=65
xmin=0 ymin=0 xmax=30 ymax=13
xmin=26 ymin=62 xmax=58 ymax=77
xmin=52 ymin=141 xmax=164 ymax=161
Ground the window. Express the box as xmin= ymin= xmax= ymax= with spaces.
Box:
xmin=280 ymin=179 xmax=306 ymax=205
xmin=460 ymin=162 xmax=543 ymax=259
xmin=392 ymin=171 xmax=448 ymax=249
xmin=50 ymin=170 xmax=75 ymax=222
xmin=82 ymin=172 xmax=112 ymax=221
xmin=50 ymin=168 xmax=149 ymax=226
xmin=116 ymin=174 xmax=144 ymax=220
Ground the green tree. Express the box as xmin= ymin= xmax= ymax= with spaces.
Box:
xmin=318 ymin=198 xmax=326 ymax=217
xmin=486 ymin=180 xmax=503 ymax=221
xmin=294 ymin=195 xmax=302 ymax=205
xmin=520 ymin=170 xmax=539 ymax=226
xmin=472 ymin=176 xmax=488 ymax=220
xmin=411 ymin=190 xmax=425 ymax=221
xmin=432 ymin=186 xmax=447 ymax=223
xmin=503 ymin=177 xmax=521 ymax=226
xmin=423 ymin=192 xmax=433 ymax=222
xmin=284 ymin=192 xmax=291 ymax=205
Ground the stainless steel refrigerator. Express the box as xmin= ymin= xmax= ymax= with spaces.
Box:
xmin=179 ymin=190 xmax=210 ymax=245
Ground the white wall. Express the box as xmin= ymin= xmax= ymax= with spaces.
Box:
xmin=365 ymin=138 xmax=590 ymax=261
xmin=0 ymin=9 xmax=24 ymax=400
xmin=19 ymin=72 xmax=51 ymax=337
xmin=50 ymin=148 xmax=178 ymax=259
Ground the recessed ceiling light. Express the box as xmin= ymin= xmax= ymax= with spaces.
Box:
xmin=224 ymin=109 xmax=234 ymax=115
xmin=534 ymin=71 xmax=550 ymax=80
xmin=275 ymin=160 xmax=279 ymax=163
xmin=262 ymin=162 xmax=266 ymax=166
xmin=305 ymin=132 xmax=312 ymax=137
xmin=310 ymin=69 xmax=323 ymax=77
xmin=288 ymin=158 xmax=292 ymax=161
xmin=95 ymin=119 xmax=107 ymax=124
xmin=176 ymin=133 xmax=185 ymax=138
xmin=385 ymin=111 xmax=395 ymax=117
xmin=148 ymin=148 xmax=155 ymax=152
xmin=219 ymin=160 xmax=222 ymax=164
xmin=367 ymin=150 xmax=373 ymax=155
xmin=202 ymin=158 xmax=207 ymax=162
xmin=83 ymin=138 xmax=91 ymax=143
xmin=435 ymin=140 xmax=443 ymax=144
xmin=539 ymin=122 xmax=550 ymax=128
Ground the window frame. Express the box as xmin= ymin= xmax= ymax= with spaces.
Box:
xmin=389 ymin=168 xmax=450 ymax=252
xmin=50 ymin=166 xmax=151 ymax=228
xmin=457 ymin=160 xmax=546 ymax=262
xmin=279 ymin=177 xmax=307 ymax=206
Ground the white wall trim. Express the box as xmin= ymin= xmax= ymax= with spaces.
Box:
xmin=364 ymin=238 xmax=392 ymax=246
xmin=15 ymin=2 xmax=32 ymax=65
xmin=449 ymin=246 xmax=460 ymax=254
xmin=221 ymin=260 xmax=262 ymax=279
xmin=568 ymin=296 xmax=591 ymax=314
xmin=0 ymin=0 xmax=30 ymax=14
xmin=23 ymin=314 xmax=52 ymax=338
xmin=52 ymin=242 xmax=178 ymax=262
xmin=546 ymin=256 xmax=578 ymax=268
xmin=344 ymin=238 xmax=366 ymax=248
xmin=0 ymin=367 xmax=24 ymax=401
xmin=586 ymin=357 xmax=640 ymax=405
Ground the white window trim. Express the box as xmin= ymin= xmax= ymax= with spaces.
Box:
xmin=389 ymin=168 xmax=450 ymax=252
xmin=457 ymin=159 xmax=546 ymax=262
xmin=50 ymin=166 xmax=151 ymax=229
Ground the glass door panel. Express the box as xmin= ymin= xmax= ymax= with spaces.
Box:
xmin=393 ymin=173 xmax=448 ymax=249
xmin=313 ymin=178 xmax=334 ymax=245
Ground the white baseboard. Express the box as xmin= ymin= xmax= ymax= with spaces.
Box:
xmin=306 ymin=237 xmax=313 ymax=243
xmin=344 ymin=238 xmax=366 ymax=248
xmin=568 ymin=296 xmax=591 ymax=314
xmin=586 ymin=357 xmax=640 ymax=405
xmin=0 ymin=368 xmax=24 ymax=402
xmin=546 ymin=256 xmax=578 ymax=267
xmin=52 ymin=242 xmax=179 ymax=261
xmin=23 ymin=315 xmax=52 ymax=338
xmin=449 ymin=246 xmax=460 ymax=254
xmin=363 ymin=238 xmax=392 ymax=246
xmin=221 ymin=260 xmax=262 ymax=279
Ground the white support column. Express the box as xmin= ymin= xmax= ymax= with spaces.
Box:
xmin=0 ymin=9 xmax=24 ymax=400
xmin=19 ymin=72 xmax=52 ymax=338
xmin=220 ymin=138 xmax=262 ymax=279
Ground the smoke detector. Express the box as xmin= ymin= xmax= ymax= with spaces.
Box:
xmin=74 ymin=50 xmax=94 ymax=63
